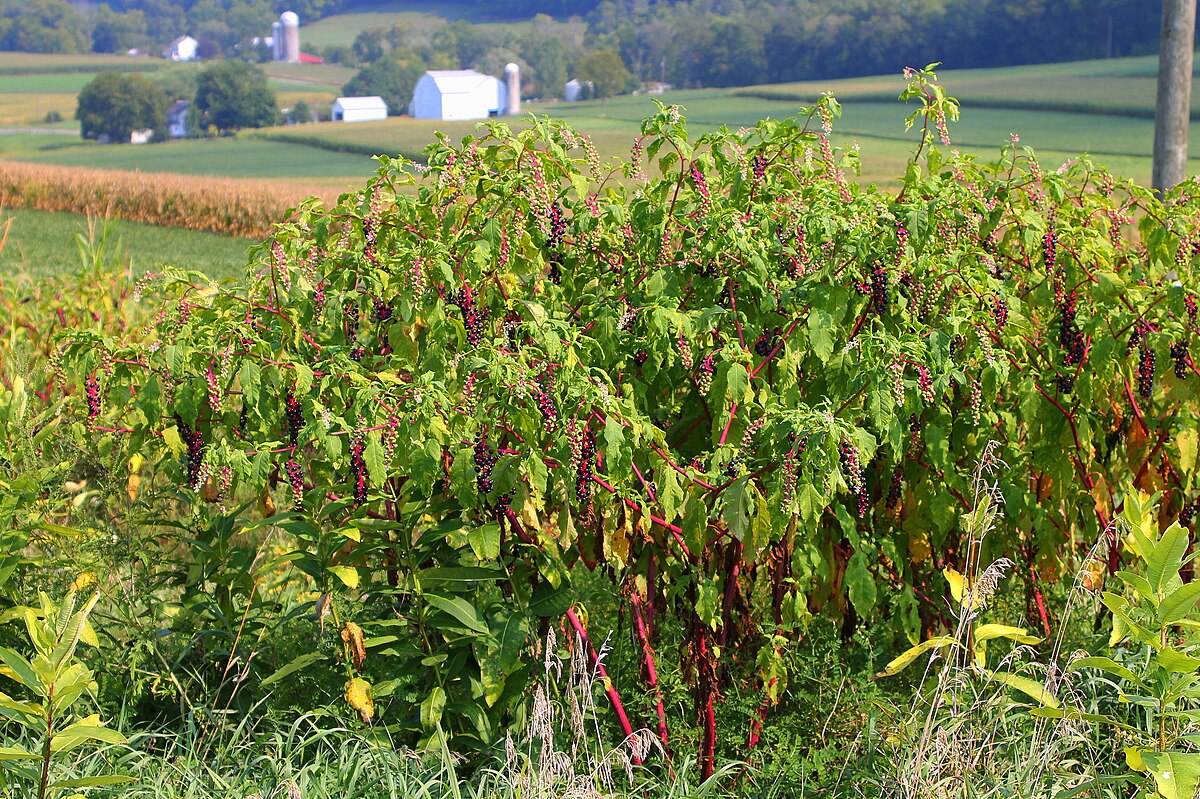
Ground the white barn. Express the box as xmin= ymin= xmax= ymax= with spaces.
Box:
xmin=332 ymin=96 xmax=388 ymax=122
xmin=163 ymin=35 xmax=198 ymax=61
xmin=409 ymin=70 xmax=507 ymax=121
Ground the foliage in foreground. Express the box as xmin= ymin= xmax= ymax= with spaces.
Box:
xmin=31 ymin=66 xmax=1200 ymax=777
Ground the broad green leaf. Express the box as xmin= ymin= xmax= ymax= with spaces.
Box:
xmin=466 ymin=523 xmax=500 ymax=561
xmin=845 ymin=551 xmax=877 ymax=617
xmin=1140 ymin=750 xmax=1200 ymax=799
xmin=0 ymin=648 xmax=40 ymax=695
xmin=0 ymin=746 xmax=37 ymax=761
xmin=1068 ymin=656 xmax=1146 ymax=687
xmin=1160 ymin=582 xmax=1200 ymax=627
xmin=973 ymin=624 xmax=1040 ymax=645
xmin=1156 ymin=647 xmax=1200 ymax=674
xmin=874 ymin=635 xmax=956 ymax=678
xmin=50 ymin=716 xmax=126 ymax=752
xmin=1147 ymin=522 xmax=1189 ymax=597
xmin=261 ymin=652 xmax=323 ymax=688
xmin=425 ymin=594 xmax=488 ymax=634
xmin=420 ymin=686 xmax=446 ymax=730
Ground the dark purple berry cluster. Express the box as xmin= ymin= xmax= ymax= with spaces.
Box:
xmin=1137 ymin=343 xmax=1156 ymax=399
xmin=504 ymin=312 xmax=521 ymax=350
xmin=349 ymin=347 xmax=366 ymax=362
xmin=752 ymin=154 xmax=767 ymax=182
xmin=474 ymin=434 xmax=497 ymax=494
xmin=1126 ymin=322 xmax=1147 ymax=356
xmin=176 ymin=415 xmax=206 ymax=488
xmin=1044 ymin=225 xmax=1057 ymax=269
xmin=870 ymin=263 xmax=889 ymax=314
xmin=547 ymin=202 xmax=566 ymax=249
xmin=723 ymin=456 xmax=741 ymax=478
xmin=447 ymin=287 xmax=487 ymax=347
xmin=633 ymin=349 xmax=648 ymax=366
xmin=85 ymin=374 xmax=101 ymax=419
xmin=548 ymin=254 xmax=563 ymax=286
xmin=1181 ymin=497 xmax=1196 ymax=527
xmin=1186 ymin=295 xmax=1198 ymax=327
xmin=1059 ymin=293 xmax=1085 ymax=367
xmin=885 ymin=467 xmax=903 ymax=509
xmin=753 ymin=328 xmax=780 ymax=357
xmin=1171 ymin=342 xmax=1190 ymax=379
xmin=373 ymin=299 xmax=392 ymax=322
xmin=349 ymin=436 xmax=368 ymax=505
xmin=284 ymin=390 xmax=304 ymax=446
xmin=285 ymin=457 xmax=305 ymax=510
xmin=838 ymin=440 xmax=869 ymax=518
xmin=1056 ymin=374 xmax=1074 ymax=394
xmin=993 ymin=296 xmax=1008 ymax=331
xmin=575 ymin=429 xmax=596 ymax=504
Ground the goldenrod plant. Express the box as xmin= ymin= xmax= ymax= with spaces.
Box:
xmin=0 ymin=591 xmax=130 ymax=799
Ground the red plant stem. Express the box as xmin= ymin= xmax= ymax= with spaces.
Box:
xmin=749 ymin=318 xmax=800 ymax=379
xmin=590 ymin=474 xmax=696 ymax=563
xmin=718 ymin=402 xmax=737 ymax=447
xmin=746 ymin=679 xmax=775 ymax=748
xmin=718 ymin=541 xmax=742 ymax=648
xmin=1030 ymin=563 xmax=1051 ymax=636
xmin=697 ymin=628 xmax=716 ymax=781
xmin=629 ymin=592 xmax=670 ymax=750
xmin=1123 ymin=378 xmax=1150 ymax=435
xmin=565 ymin=606 xmax=640 ymax=762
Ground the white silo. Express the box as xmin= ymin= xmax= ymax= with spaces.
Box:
xmin=281 ymin=11 xmax=300 ymax=64
xmin=270 ymin=20 xmax=283 ymax=61
xmin=504 ymin=63 xmax=520 ymax=116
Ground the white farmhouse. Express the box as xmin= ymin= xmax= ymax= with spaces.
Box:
xmin=163 ymin=35 xmax=198 ymax=62
xmin=409 ymin=70 xmax=507 ymax=121
xmin=332 ymin=96 xmax=388 ymax=122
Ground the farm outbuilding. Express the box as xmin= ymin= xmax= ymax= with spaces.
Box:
xmin=409 ymin=70 xmax=508 ymax=121
xmin=163 ymin=35 xmax=198 ymax=62
xmin=332 ymin=96 xmax=388 ymax=122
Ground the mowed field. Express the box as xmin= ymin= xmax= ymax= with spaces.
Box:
xmin=0 ymin=208 xmax=252 ymax=278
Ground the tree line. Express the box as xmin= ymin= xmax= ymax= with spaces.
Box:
xmin=9 ymin=0 xmax=1196 ymax=105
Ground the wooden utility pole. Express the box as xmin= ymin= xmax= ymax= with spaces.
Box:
xmin=1152 ymin=0 xmax=1198 ymax=192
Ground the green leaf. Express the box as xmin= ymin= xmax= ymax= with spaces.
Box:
xmin=364 ymin=432 xmax=386 ymax=489
xmin=261 ymin=652 xmax=324 ymax=687
xmin=1140 ymin=750 xmax=1200 ymax=799
xmin=0 ymin=746 xmax=38 ymax=761
xmin=467 ymin=523 xmax=501 ymax=561
xmin=1160 ymin=582 xmax=1200 ymax=627
xmin=1068 ymin=656 xmax=1146 ymax=687
xmin=845 ymin=550 xmax=877 ymax=617
xmin=1156 ymin=647 xmax=1200 ymax=674
xmin=807 ymin=309 xmax=834 ymax=363
xmin=50 ymin=716 xmax=126 ymax=752
xmin=874 ymin=635 xmax=956 ymax=679
xmin=420 ymin=686 xmax=446 ymax=730
xmin=0 ymin=648 xmax=40 ymax=695
xmin=49 ymin=775 xmax=135 ymax=789
xmin=1148 ymin=522 xmax=1189 ymax=598
xmin=425 ymin=594 xmax=488 ymax=634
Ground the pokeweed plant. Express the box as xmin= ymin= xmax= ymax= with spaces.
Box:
xmin=1033 ymin=492 xmax=1200 ymax=799
xmin=55 ymin=64 xmax=1199 ymax=775
xmin=0 ymin=591 xmax=131 ymax=799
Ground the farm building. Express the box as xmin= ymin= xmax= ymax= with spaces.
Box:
xmin=163 ymin=35 xmax=198 ymax=61
xmin=166 ymin=101 xmax=190 ymax=138
xmin=332 ymin=96 xmax=388 ymax=122
xmin=409 ymin=70 xmax=509 ymax=121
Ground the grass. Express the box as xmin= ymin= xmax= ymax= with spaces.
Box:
xmin=0 ymin=51 xmax=162 ymax=74
xmin=0 ymin=208 xmax=253 ymax=278
xmin=0 ymin=93 xmax=78 ymax=127
xmin=7 ymin=136 xmax=380 ymax=184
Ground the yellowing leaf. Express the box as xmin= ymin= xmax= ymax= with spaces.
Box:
xmin=345 ymin=678 xmax=374 ymax=722
xmin=1178 ymin=428 xmax=1198 ymax=475
xmin=874 ymin=635 xmax=956 ymax=679
xmin=944 ymin=567 xmax=966 ymax=604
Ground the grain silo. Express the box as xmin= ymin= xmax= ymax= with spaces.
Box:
xmin=281 ymin=11 xmax=300 ymax=64
xmin=504 ymin=63 xmax=520 ymax=116
xmin=270 ymin=20 xmax=282 ymax=61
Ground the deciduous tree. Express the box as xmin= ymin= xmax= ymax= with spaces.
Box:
xmin=76 ymin=71 xmax=167 ymax=142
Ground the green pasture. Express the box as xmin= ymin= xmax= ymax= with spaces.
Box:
xmin=5 ymin=137 xmax=380 ymax=184
xmin=0 ymin=207 xmax=252 ymax=278
xmin=0 ymin=51 xmax=162 ymax=74
xmin=737 ymin=53 xmax=1200 ymax=118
